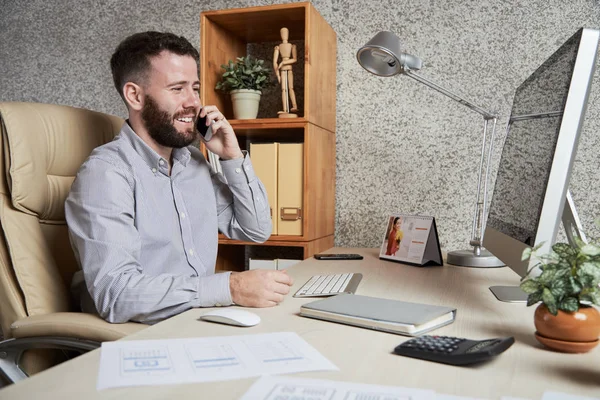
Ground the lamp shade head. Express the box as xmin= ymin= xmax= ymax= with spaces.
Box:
xmin=357 ymin=31 xmax=423 ymax=77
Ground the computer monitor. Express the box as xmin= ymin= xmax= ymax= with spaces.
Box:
xmin=482 ymin=28 xmax=600 ymax=302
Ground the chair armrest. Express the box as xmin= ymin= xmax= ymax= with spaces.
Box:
xmin=10 ymin=312 xmax=145 ymax=342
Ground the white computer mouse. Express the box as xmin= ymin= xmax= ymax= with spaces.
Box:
xmin=199 ymin=308 xmax=261 ymax=327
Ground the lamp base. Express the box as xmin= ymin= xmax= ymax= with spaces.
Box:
xmin=446 ymin=249 xmax=505 ymax=268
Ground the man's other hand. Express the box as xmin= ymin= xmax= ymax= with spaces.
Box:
xmin=229 ymin=270 xmax=294 ymax=307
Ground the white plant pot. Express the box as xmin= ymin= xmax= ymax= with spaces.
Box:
xmin=230 ymin=89 xmax=261 ymax=119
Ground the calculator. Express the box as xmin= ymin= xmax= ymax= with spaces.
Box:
xmin=393 ymin=335 xmax=515 ymax=366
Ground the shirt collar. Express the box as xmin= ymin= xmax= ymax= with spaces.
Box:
xmin=118 ymin=122 xmax=191 ymax=173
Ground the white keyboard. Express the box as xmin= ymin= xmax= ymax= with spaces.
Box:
xmin=293 ymin=273 xmax=363 ymax=298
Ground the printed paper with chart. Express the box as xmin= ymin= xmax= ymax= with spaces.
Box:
xmin=97 ymin=332 xmax=337 ymax=390
xmin=240 ymin=376 xmax=436 ymax=400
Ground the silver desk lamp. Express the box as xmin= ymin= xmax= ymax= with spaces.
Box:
xmin=357 ymin=31 xmax=504 ymax=268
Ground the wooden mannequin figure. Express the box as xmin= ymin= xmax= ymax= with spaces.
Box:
xmin=273 ymin=27 xmax=299 ymax=118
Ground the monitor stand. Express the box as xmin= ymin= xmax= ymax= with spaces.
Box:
xmin=489 ymin=191 xmax=587 ymax=303
xmin=489 ymin=285 xmax=529 ymax=302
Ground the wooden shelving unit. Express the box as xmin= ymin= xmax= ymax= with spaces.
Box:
xmin=200 ymin=2 xmax=336 ymax=270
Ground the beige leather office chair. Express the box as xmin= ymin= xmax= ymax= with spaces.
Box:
xmin=0 ymin=102 xmax=145 ymax=384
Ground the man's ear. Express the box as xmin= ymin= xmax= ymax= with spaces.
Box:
xmin=123 ymin=82 xmax=144 ymax=111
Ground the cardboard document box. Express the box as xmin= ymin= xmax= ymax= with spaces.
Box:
xmin=250 ymin=142 xmax=279 ymax=235
xmin=277 ymin=143 xmax=303 ymax=236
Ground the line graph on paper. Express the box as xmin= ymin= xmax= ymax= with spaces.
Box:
xmin=245 ymin=339 xmax=306 ymax=365
xmin=120 ymin=346 xmax=173 ymax=377
xmin=185 ymin=343 xmax=245 ymax=373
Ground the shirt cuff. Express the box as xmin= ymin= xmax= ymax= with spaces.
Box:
xmin=220 ymin=150 xmax=257 ymax=185
xmin=197 ymin=271 xmax=233 ymax=307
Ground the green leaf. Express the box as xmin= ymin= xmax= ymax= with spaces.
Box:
xmin=565 ymin=276 xmax=583 ymax=294
xmin=532 ymin=242 xmax=545 ymax=252
xmin=553 ymin=242 xmax=578 ymax=258
xmin=542 ymin=287 xmax=557 ymax=314
xmin=581 ymin=244 xmax=600 ymax=256
xmin=550 ymin=286 xmax=567 ymax=300
xmin=538 ymin=268 xmax=558 ymax=285
xmin=520 ymin=279 xmax=541 ymax=294
xmin=553 ymin=260 xmax=571 ymax=271
xmin=559 ymin=297 xmax=579 ymax=312
xmin=578 ymin=262 xmax=600 ymax=285
xmin=526 ymin=291 xmax=543 ymax=306
xmin=521 ymin=247 xmax=532 ymax=261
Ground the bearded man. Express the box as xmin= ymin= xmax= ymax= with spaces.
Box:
xmin=65 ymin=31 xmax=292 ymax=324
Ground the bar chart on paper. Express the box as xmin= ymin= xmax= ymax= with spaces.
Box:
xmin=120 ymin=346 xmax=173 ymax=376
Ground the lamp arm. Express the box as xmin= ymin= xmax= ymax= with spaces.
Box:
xmin=403 ymin=68 xmax=499 ymax=253
xmin=404 ymin=69 xmax=497 ymax=120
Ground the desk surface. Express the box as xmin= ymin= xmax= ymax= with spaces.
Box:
xmin=2 ymin=248 xmax=599 ymax=399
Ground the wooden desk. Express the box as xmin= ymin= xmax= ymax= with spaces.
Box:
xmin=2 ymin=248 xmax=599 ymax=399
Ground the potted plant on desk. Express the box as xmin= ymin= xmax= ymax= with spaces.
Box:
xmin=520 ymin=224 xmax=600 ymax=353
xmin=215 ymin=56 xmax=271 ymax=120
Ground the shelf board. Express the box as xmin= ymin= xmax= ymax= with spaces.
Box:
xmin=202 ymin=3 xmax=307 ymax=43
xmin=228 ymin=118 xmax=307 ymax=139
xmin=218 ymin=234 xmax=309 ymax=245
xmin=229 ymin=117 xmax=307 ymax=128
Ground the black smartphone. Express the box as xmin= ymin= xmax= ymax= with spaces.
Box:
xmin=314 ymin=254 xmax=364 ymax=260
xmin=196 ymin=114 xmax=213 ymax=142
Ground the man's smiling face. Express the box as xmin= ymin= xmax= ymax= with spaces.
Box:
xmin=140 ymin=50 xmax=201 ymax=148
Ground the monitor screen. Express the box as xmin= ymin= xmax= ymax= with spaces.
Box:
xmin=486 ymin=32 xmax=580 ymax=247
xmin=483 ymin=28 xmax=599 ymax=280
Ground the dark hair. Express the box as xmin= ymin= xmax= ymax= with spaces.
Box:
xmin=110 ymin=31 xmax=199 ymax=99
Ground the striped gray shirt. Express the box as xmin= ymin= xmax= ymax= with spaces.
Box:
xmin=65 ymin=122 xmax=271 ymax=324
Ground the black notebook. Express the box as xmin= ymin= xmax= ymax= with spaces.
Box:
xmin=300 ymin=294 xmax=456 ymax=336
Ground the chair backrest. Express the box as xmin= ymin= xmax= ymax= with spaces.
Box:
xmin=0 ymin=102 xmax=123 ymax=338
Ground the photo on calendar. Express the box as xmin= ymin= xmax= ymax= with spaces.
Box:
xmin=379 ymin=214 xmax=434 ymax=265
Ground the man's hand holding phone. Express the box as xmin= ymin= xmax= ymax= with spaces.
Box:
xmin=197 ymin=106 xmax=243 ymax=160
xmin=196 ymin=113 xmax=214 ymax=142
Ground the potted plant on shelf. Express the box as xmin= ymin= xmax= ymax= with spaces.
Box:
xmin=520 ymin=224 xmax=600 ymax=353
xmin=215 ymin=56 xmax=271 ymax=120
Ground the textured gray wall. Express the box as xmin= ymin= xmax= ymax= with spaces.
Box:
xmin=1 ymin=0 xmax=599 ymax=252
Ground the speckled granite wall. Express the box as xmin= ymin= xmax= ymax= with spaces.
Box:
xmin=1 ymin=0 xmax=599 ymax=252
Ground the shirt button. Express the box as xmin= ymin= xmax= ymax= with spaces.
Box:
xmin=152 ymin=168 xmax=157 ymax=173
xmin=215 ymin=303 xmax=222 ymax=307
xmin=235 ymin=168 xmax=241 ymax=174
xmin=159 ymin=159 xmax=165 ymax=165
xmin=180 ymin=212 xmax=186 ymax=219
xmin=188 ymin=249 xmax=194 ymax=256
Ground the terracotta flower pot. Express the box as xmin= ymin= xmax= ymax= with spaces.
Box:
xmin=534 ymin=304 xmax=600 ymax=353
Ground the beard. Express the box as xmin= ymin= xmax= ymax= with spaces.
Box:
xmin=141 ymin=94 xmax=198 ymax=148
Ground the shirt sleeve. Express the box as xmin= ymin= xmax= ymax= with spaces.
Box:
xmin=211 ymin=151 xmax=272 ymax=242
xmin=65 ymin=157 xmax=232 ymax=324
